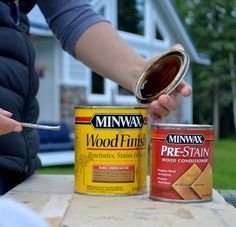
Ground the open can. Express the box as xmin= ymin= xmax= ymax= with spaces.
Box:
xmin=134 ymin=49 xmax=190 ymax=103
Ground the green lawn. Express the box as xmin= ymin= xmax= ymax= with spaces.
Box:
xmin=36 ymin=138 xmax=236 ymax=189
xmin=213 ymin=138 xmax=236 ymax=189
xmin=36 ymin=165 xmax=74 ymax=175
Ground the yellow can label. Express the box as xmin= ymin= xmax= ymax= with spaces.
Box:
xmin=74 ymin=107 xmax=148 ymax=195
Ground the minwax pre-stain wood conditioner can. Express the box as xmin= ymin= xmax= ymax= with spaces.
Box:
xmin=150 ymin=123 xmax=214 ymax=202
xmin=74 ymin=106 xmax=148 ymax=195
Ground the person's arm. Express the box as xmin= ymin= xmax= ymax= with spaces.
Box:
xmin=38 ymin=0 xmax=191 ymax=122
xmin=37 ymin=0 xmax=108 ymax=55
xmin=74 ymin=22 xmax=191 ymax=121
xmin=0 ymin=108 xmax=22 ymax=135
xmin=38 ymin=0 xmax=148 ymax=92
xmin=74 ymin=21 xmax=146 ymax=92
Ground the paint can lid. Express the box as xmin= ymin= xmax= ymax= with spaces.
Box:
xmin=134 ymin=50 xmax=190 ymax=103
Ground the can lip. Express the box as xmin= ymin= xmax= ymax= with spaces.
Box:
xmin=151 ymin=123 xmax=214 ymax=129
xmin=149 ymin=196 xmax=212 ymax=203
xmin=74 ymin=106 xmax=147 ymax=109
xmin=134 ymin=49 xmax=190 ymax=104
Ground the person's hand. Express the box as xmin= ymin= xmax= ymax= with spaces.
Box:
xmin=147 ymin=44 xmax=192 ymax=122
xmin=148 ymin=80 xmax=192 ymax=122
xmin=0 ymin=108 xmax=22 ymax=135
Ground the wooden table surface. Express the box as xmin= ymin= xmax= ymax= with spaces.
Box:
xmin=3 ymin=174 xmax=236 ymax=227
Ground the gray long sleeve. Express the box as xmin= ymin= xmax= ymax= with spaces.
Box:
xmin=37 ymin=0 xmax=108 ymax=57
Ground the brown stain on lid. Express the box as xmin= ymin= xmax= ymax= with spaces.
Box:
xmin=135 ymin=50 xmax=190 ymax=103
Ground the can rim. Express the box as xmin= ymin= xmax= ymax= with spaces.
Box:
xmin=74 ymin=106 xmax=147 ymax=109
xmin=151 ymin=123 xmax=214 ymax=129
xmin=134 ymin=50 xmax=190 ymax=103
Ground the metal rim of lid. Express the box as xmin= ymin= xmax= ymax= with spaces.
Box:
xmin=134 ymin=49 xmax=190 ymax=104
xmin=151 ymin=123 xmax=214 ymax=129
xmin=74 ymin=106 xmax=147 ymax=109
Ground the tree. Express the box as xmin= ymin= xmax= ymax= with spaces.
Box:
xmin=172 ymin=0 xmax=236 ymax=138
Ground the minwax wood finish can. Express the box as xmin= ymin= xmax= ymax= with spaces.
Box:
xmin=150 ymin=123 xmax=214 ymax=202
xmin=74 ymin=106 xmax=148 ymax=195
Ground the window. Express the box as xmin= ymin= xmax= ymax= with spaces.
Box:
xmin=118 ymin=0 xmax=145 ymax=36
xmin=155 ymin=25 xmax=164 ymax=40
xmin=91 ymin=71 xmax=104 ymax=94
xmin=118 ymin=85 xmax=133 ymax=96
xmin=99 ymin=7 xmax=105 ymax=16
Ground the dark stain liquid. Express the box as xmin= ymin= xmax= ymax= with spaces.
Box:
xmin=140 ymin=55 xmax=182 ymax=98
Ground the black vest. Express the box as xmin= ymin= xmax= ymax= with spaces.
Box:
xmin=0 ymin=0 xmax=41 ymax=176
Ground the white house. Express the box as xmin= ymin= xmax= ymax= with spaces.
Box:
xmin=28 ymin=0 xmax=210 ymax=130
